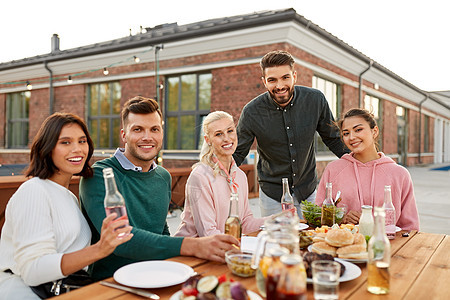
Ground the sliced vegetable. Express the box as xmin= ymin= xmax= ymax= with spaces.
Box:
xmin=230 ymin=282 xmax=249 ymax=300
xmin=197 ymin=276 xmax=219 ymax=294
xmin=216 ymin=282 xmax=232 ymax=299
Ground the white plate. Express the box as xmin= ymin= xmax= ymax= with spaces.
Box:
xmin=306 ymin=258 xmax=361 ymax=283
xmin=307 ymin=245 xmax=367 ymax=263
xmin=170 ymin=290 xmax=262 ymax=300
xmin=114 ymin=261 xmax=195 ymax=288
xmin=259 ymin=223 xmax=309 ymax=231
xmin=396 ymin=226 xmax=402 ymax=232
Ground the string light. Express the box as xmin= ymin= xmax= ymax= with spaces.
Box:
xmin=0 ymin=46 xmax=156 ymax=88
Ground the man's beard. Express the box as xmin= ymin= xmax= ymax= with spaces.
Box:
xmin=269 ymin=87 xmax=294 ymax=106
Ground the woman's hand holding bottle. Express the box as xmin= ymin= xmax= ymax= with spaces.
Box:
xmin=95 ymin=213 xmax=133 ymax=258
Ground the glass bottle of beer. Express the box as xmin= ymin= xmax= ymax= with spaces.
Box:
xmin=367 ymin=207 xmax=391 ymax=294
xmin=382 ymin=186 xmax=396 ymax=240
xmin=281 ymin=178 xmax=295 ymax=212
xmin=225 ymin=192 xmax=241 ymax=240
xmin=321 ymin=182 xmax=335 ymax=226
xmin=103 ymin=168 xmax=129 ymax=237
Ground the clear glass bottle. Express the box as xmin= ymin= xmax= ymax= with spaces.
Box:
xmin=359 ymin=205 xmax=374 ymax=242
xmin=321 ymin=182 xmax=335 ymax=226
xmin=103 ymin=168 xmax=129 ymax=236
xmin=367 ymin=207 xmax=391 ymax=295
xmin=224 ymin=192 xmax=242 ymax=240
xmin=276 ymin=254 xmax=307 ymax=300
xmin=281 ymin=178 xmax=294 ymax=212
xmin=382 ymin=186 xmax=396 ymax=240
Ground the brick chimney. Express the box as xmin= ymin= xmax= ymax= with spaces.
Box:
xmin=51 ymin=34 xmax=60 ymax=53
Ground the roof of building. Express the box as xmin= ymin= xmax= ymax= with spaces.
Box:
xmin=0 ymin=8 xmax=379 ymax=70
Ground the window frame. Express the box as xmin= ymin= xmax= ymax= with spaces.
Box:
xmin=312 ymin=75 xmax=341 ymax=153
xmin=6 ymin=91 xmax=30 ymax=149
xmin=164 ymin=72 xmax=212 ymax=150
xmin=86 ymin=81 xmax=122 ymax=149
xmin=364 ymin=94 xmax=383 ymax=150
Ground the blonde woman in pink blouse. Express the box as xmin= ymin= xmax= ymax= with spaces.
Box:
xmin=175 ymin=111 xmax=266 ymax=237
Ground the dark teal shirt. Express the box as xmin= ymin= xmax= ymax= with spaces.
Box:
xmin=233 ymin=86 xmax=348 ymax=201
xmin=79 ymin=157 xmax=184 ymax=280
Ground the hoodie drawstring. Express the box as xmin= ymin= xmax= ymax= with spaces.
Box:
xmin=352 ymin=162 xmax=364 ymax=208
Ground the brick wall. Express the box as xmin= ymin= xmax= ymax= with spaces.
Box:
xmin=0 ymin=42 xmax=444 ymax=167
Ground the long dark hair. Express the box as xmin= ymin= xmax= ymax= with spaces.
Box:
xmin=25 ymin=112 xmax=94 ymax=179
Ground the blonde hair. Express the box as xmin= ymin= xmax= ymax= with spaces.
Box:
xmin=194 ymin=111 xmax=234 ymax=175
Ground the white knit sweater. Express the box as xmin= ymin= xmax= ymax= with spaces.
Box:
xmin=0 ymin=177 xmax=91 ymax=289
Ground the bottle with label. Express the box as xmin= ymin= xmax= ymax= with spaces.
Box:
xmin=382 ymin=186 xmax=396 ymax=240
xmin=367 ymin=207 xmax=391 ymax=295
xmin=276 ymin=254 xmax=307 ymax=300
xmin=321 ymin=182 xmax=335 ymax=226
xmin=281 ymin=178 xmax=295 ymax=212
xmin=225 ymin=192 xmax=242 ymax=241
xmin=359 ymin=205 xmax=374 ymax=242
xmin=103 ymin=168 xmax=129 ymax=236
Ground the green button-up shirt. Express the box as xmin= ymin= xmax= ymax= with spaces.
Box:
xmin=233 ymin=85 xmax=348 ymax=201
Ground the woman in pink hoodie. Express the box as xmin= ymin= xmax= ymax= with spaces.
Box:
xmin=316 ymin=108 xmax=419 ymax=230
xmin=175 ymin=111 xmax=266 ymax=237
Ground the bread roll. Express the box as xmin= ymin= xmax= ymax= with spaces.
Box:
xmin=311 ymin=242 xmax=337 ymax=257
xmin=325 ymin=229 xmax=354 ymax=247
xmin=336 ymin=243 xmax=368 ymax=259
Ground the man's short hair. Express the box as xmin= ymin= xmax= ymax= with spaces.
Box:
xmin=121 ymin=96 xmax=162 ymax=126
xmin=260 ymin=50 xmax=295 ymax=76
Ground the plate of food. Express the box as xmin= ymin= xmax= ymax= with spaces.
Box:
xmin=114 ymin=261 xmax=195 ymax=288
xmin=308 ymin=229 xmax=368 ymax=263
xmin=302 ymin=252 xmax=361 ymax=283
xmin=170 ymin=289 xmax=262 ymax=300
xmin=171 ymin=274 xmax=262 ymax=300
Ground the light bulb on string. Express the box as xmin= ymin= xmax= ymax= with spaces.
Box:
xmin=133 ymin=56 xmax=140 ymax=63
xmin=67 ymin=76 xmax=73 ymax=84
xmin=103 ymin=67 xmax=109 ymax=75
xmin=26 ymin=81 xmax=32 ymax=90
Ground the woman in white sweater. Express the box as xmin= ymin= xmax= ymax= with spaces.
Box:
xmin=0 ymin=113 xmax=133 ymax=299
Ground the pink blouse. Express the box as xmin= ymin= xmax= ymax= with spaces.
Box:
xmin=174 ymin=162 xmax=266 ymax=237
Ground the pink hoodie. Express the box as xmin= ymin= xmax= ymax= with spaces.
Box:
xmin=316 ymin=153 xmax=419 ymax=230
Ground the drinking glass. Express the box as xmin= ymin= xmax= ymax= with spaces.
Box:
xmin=312 ymin=260 xmax=341 ymax=300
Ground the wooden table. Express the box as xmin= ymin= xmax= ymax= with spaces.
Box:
xmin=54 ymin=230 xmax=449 ymax=299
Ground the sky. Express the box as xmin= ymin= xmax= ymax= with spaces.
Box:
xmin=1 ymin=0 xmax=449 ymax=91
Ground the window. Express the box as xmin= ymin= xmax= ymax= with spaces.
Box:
xmin=312 ymin=76 xmax=340 ymax=152
xmin=6 ymin=91 xmax=30 ymax=148
xmin=364 ymin=95 xmax=383 ymax=150
xmin=165 ymin=73 xmax=212 ymax=150
xmin=87 ymin=82 xmax=121 ymax=149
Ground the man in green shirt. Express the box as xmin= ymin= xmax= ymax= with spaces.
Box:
xmin=80 ymin=96 xmax=238 ymax=279
xmin=233 ymin=50 xmax=348 ymax=217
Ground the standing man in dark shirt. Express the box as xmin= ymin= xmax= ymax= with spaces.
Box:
xmin=233 ymin=50 xmax=348 ymax=217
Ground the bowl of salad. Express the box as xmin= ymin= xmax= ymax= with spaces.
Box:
xmin=300 ymin=201 xmax=322 ymax=227
xmin=300 ymin=201 xmax=346 ymax=227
